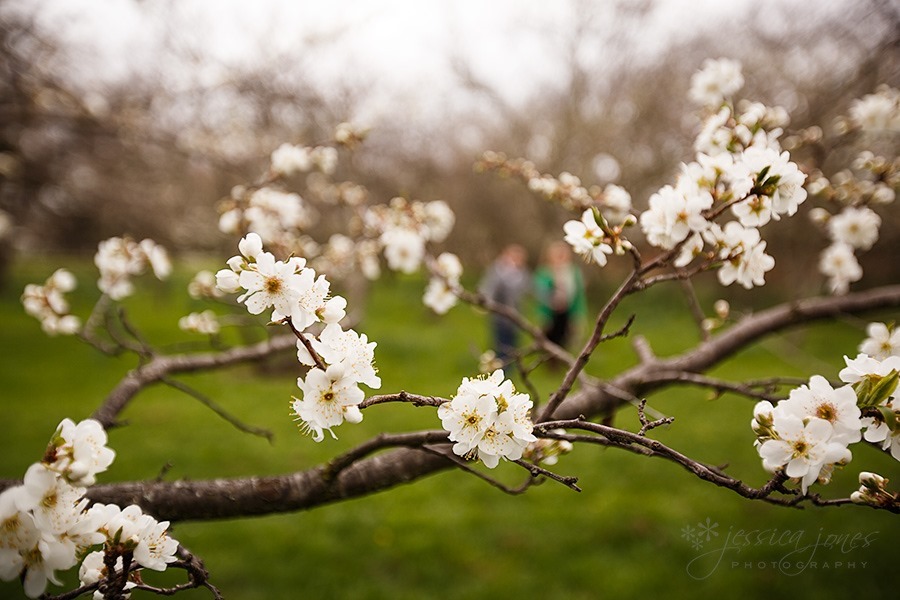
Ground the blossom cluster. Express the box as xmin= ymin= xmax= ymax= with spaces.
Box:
xmin=850 ymin=471 xmax=898 ymax=507
xmin=95 ymin=237 xmax=171 ymax=301
xmin=178 ymin=310 xmax=220 ymax=335
xmin=476 ymin=151 xmax=633 ymax=222
xmin=438 ymin=369 xmax=537 ymax=468
xmin=270 ymin=143 xmax=338 ymax=177
xmin=0 ymin=419 xmax=178 ymax=598
xmin=215 ymin=232 xmax=346 ymax=328
xmin=563 ymin=207 xmax=634 ymax=266
xmin=636 ymin=59 xmax=806 ymax=289
xmin=216 ymin=233 xmax=381 ymax=441
xmin=218 ymin=186 xmax=314 ymax=250
xmin=422 ymin=252 xmax=463 ymax=314
xmin=21 ymin=268 xmax=81 ymax=335
xmin=751 ymin=328 xmax=900 ymax=495
xmin=846 ymin=85 xmax=900 ymax=134
xmin=294 ymin=323 xmax=381 ymax=441
xmin=806 ymin=138 xmax=899 ymax=294
xmin=362 ymin=196 xmax=455 ymax=275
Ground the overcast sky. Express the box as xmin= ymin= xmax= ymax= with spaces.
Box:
xmin=15 ymin=0 xmax=773 ymax=120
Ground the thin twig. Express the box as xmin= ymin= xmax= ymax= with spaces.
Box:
xmin=420 ymin=445 xmax=533 ymax=495
xmin=679 ymin=278 xmax=710 ymax=341
xmin=285 ymin=318 xmax=327 ymax=370
xmin=324 ymin=430 xmax=450 ymax=479
xmin=511 ymin=458 xmax=582 ymax=492
xmin=160 ymin=377 xmax=274 ymax=443
xmin=359 ymin=392 xmax=447 ymax=410
xmin=644 ymin=371 xmax=785 ymax=403
xmin=636 ymin=399 xmax=675 ymax=436
xmin=539 ymin=267 xmax=642 ymax=422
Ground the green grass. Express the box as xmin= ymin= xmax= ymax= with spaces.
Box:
xmin=1 ymin=258 xmax=898 ymax=599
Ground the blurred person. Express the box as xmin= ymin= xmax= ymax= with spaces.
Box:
xmin=479 ymin=244 xmax=531 ymax=369
xmin=535 ymin=241 xmax=586 ymax=351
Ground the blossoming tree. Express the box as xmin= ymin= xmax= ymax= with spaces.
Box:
xmin=2 ymin=59 xmax=900 ymax=599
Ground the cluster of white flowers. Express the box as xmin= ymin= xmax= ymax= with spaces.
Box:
xmin=564 ymin=209 xmax=615 ymax=266
xmin=21 ymin=268 xmax=81 ymax=335
xmin=215 ymin=232 xmax=346 ymax=328
xmin=333 ymin=121 xmax=368 ymax=148
xmin=95 ymin=237 xmax=171 ymax=301
xmin=633 ymin=60 xmax=805 ymax=289
xmin=859 ymin=321 xmax=900 ymax=360
xmin=751 ymin=337 xmax=900 ymax=495
xmin=187 ymin=269 xmax=223 ymax=299
xmin=752 ymin=376 xmax=857 ymax=494
xmin=218 ymin=187 xmax=314 ymax=248
xmin=0 ymin=419 xmax=178 ymax=598
xmin=294 ymin=324 xmax=381 ymax=441
xmin=423 ymin=252 xmax=463 ymax=314
xmin=841 ymin=353 xmax=900 ymax=461
xmin=689 ymin=57 xmax=744 ymax=108
xmin=528 ymin=170 xmax=592 ymax=209
xmin=437 ymin=369 xmax=537 ymax=468
xmin=215 ymin=233 xmax=380 ymax=441
xmin=847 ymin=85 xmax=900 ymax=133
xmin=362 ymin=197 xmax=455 ymax=275
xmin=808 ymin=156 xmax=896 ymax=294
xmin=850 ymin=471 xmax=898 ymax=507
xmin=521 ymin=431 xmax=574 ymax=466
xmin=178 ymin=310 xmax=220 ymax=335
xmin=270 ymin=143 xmax=338 ymax=177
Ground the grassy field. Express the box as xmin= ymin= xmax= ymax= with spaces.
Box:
xmin=1 ymin=257 xmax=898 ymax=599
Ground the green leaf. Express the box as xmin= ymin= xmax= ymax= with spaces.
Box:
xmin=877 ymin=405 xmax=898 ymax=431
xmin=854 ymin=369 xmax=899 ymax=408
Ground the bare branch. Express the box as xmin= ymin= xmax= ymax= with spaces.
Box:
xmin=160 ymin=377 xmax=274 ymax=443
xmin=91 ymin=333 xmax=297 ymax=428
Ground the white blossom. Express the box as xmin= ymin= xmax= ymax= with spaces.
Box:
xmin=827 ymin=206 xmax=881 ymax=250
xmin=42 ymin=419 xmax=115 ymax=487
xmin=859 ymin=322 xmax=900 ymax=360
xmin=422 ymin=200 xmax=455 ymax=242
xmin=95 ymin=237 xmax=169 ymax=301
xmin=178 ymin=310 xmax=220 ymax=335
xmin=689 ymin=58 xmax=744 ymax=107
xmin=778 ymin=375 xmax=862 ymax=444
xmin=381 ymin=227 xmax=425 ymax=273
xmin=848 ymin=87 xmax=900 ymax=133
xmin=564 ymin=209 xmax=613 ymax=266
xmin=438 ymin=370 xmax=537 ymax=468
xmin=187 ymin=270 xmax=222 ymax=299
xmin=838 ymin=353 xmax=900 ymax=384
xmin=423 ymin=278 xmax=458 ymax=315
xmin=711 ymin=222 xmax=775 ymax=289
xmin=270 ymin=143 xmax=312 ymax=176
xmin=21 ymin=269 xmax=81 ymax=336
xmin=819 ymin=242 xmax=862 ymax=294
xmin=292 ymin=364 xmax=365 ymax=442
xmin=237 ymin=252 xmax=311 ymax=317
xmin=757 ymin=415 xmax=851 ymax=494
xmin=639 ymin=185 xmax=711 ymax=249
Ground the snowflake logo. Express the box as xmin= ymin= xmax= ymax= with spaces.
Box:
xmin=682 ymin=517 xmax=719 ymax=551
xmin=697 ymin=517 xmax=719 ymax=542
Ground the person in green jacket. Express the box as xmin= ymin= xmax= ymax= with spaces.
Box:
xmin=534 ymin=241 xmax=587 ymax=350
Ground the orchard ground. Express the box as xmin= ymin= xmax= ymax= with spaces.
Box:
xmin=1 ymin=257 xmax=897 ymax=599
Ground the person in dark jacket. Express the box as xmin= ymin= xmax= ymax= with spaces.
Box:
xmin=479 ymin=244 xmax=530 ymax=369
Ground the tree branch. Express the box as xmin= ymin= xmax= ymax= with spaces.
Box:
xmin=2 ymin=285 xmax=894 ymax=522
